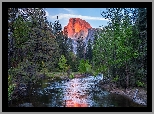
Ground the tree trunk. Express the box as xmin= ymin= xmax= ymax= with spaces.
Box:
xmin=125 ymin=64 xmax=129 ymax=89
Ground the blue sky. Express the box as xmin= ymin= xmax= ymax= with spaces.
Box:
xmin=44 ymin=8 xmax=109 ymax=29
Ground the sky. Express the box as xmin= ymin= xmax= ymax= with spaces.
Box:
xmin=44 ymin=8 xmax=109 ymax=30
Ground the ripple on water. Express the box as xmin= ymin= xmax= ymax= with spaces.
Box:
xmin=59 ymin=75 xmax=106 ymax=107
xmin=9 ymin=75 xmax=145 ymax=107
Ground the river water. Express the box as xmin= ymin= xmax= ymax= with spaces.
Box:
xmin=8 ymin=75 xmax=145 ymax=107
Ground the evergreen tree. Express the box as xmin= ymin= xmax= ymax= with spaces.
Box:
xmin=85 ymin=39 xmax=93 ymax=64
xmin=76 ymin=37 xmax=86 ymax=60
xmin=92 ymin=8 xmax=147 ymax=88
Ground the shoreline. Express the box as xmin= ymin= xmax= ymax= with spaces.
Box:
xmin=99 ymin=81 xmax=147 ymax=106
xmin=57 ymin=73 xmax=147 ymax=106
xmin=10 ymin=73 xmax=147 ymax=107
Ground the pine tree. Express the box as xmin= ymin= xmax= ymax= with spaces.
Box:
xmin=76 ymin=37 xmax=86 ymax=60
xmin=85 ymin=39 xmax=93 ymax=64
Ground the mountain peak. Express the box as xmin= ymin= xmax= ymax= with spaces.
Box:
xmin=64 ymin=18 xmax=92 ymax=39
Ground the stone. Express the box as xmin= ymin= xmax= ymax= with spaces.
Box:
xmin=63 ymin=18 xmax=92 ymax=40
xmin=19 ymin=103 xmax=34 ymax=107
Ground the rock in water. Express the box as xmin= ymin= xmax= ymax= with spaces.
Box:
xmin=133 ymin=89 xmax=146 ymax=105
xmin=19 ymin=103 xmax=33 ymax=107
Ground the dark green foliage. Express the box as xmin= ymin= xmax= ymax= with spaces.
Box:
xmin=8 ymin=8 xmax=62 ymax=101
xmin=78 ymin=59 xmax=92 ymax=74
xmin=92 ymin=8 xmax=147 ymax=88
xmin=69 ymin=52 xmax=78 ymax=72
xmin=8 ymin=8 xmax=147 ymax=101
xmin=58 ymin=55 xmax=68 ymax=73
xmin=86 ymin=39 xmax=93 ymax=64
xmin=76 ymin=37 xmax=86 ymax=59
xmin=8 ymin=72 xmax=16 ymax=101
xmin=69 ymin=73 xmax=74 ymax=79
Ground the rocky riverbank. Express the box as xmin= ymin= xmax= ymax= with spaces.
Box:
xmin=99 ymin=81 xmax=147 ymax=106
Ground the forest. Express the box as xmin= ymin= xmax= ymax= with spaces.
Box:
xmin=8 ymin=8 xmax=147 ymax=106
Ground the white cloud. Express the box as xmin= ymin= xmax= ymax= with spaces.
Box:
xmin=63 ymin=8 xmax=74 ymax=14
xmin=45 ymin=11 xmax=109 ymax=29
xmin=49 ymin=13 xmax=109 ymax=21
xmin=45 ymin=10 xmax=49 ymax=17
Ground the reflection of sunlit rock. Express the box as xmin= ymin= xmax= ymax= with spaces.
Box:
xmin=62 ymin=78 xmax=90 ymax=107
xmin=35 ymin=74 xmax=108 ymax=107
xmin=64 ymin=100 xmax=88 ymax=107
xmin=62 ymin=75 xmax=104 ymax=107
xmin=27 ymin=74 xmax=146 ymax=107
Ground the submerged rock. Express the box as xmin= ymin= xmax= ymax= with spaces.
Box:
xmin=19 ymin=103 xmax=33 ymax=107
xmin=132 ymin=89 xmax=147 ymax=105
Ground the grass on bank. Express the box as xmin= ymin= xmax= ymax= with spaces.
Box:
xmin=39 ymin=72 xmax=81 ymax=79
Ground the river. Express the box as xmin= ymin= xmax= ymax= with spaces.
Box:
xmin=8 ymin=75 xmax=145 ymax=107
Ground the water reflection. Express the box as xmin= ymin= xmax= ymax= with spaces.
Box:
xmin=8 ymin=75 xmax=146 ymax=107
xmin=64 ymin=99 xmax=88 ymax=107
xmin=63 ymin=78 xmax=89 ymax=107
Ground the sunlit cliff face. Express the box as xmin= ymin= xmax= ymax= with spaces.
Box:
xmin=64 ymin=18 xmax=92 ymax=39
xmin=74 ymin=22 xmax=81 ymax=33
